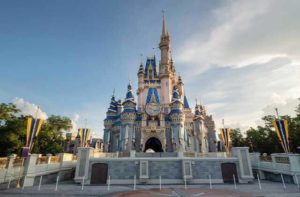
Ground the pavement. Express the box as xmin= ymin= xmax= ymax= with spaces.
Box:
xmin=0 ymin=180 xmax=300 ymax=197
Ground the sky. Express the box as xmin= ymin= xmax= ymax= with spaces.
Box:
xmin=1 ymin=0 xmax=300 ymax=137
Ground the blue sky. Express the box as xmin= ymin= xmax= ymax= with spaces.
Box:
xmin=1 ymin=0 xmax=300 ymax=137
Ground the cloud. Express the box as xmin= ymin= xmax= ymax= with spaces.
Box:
xmin=12 ymin=97 xmax=48 ymax=120
xmin=176 ymin=0 xmax=300 ymax=75
xmin=70 ymin=113 xmax=80 ymax=133
xmin=262 ymin=97 xmax=299 ymax=118
xmin=184 ymin=57 xmax=300 ymax=134
xmin=173 ymin=1 xmax=300 ymax=133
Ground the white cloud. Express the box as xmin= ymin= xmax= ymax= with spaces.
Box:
xmin=175 ymin=1 xmax=300 ymax=133
xmin=13 ymin=97 xmax=48 ymax=120
xmin=262 ymin=97 xmax=299 ymax=118
xmin=185 ymin=57 xmax=300 ymax=134
xmin=176 ymin=0 xmax=300 ymax=74
xmin=70 ymin=113 xmax=80 ymax=133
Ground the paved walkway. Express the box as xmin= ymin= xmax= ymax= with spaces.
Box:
xmin=0 ymin=180 xmax=300 ymax=197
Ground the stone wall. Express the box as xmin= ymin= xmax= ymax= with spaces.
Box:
xmin=85 ymin=157 xmax=241 ymax=184
xmin=75 ymin=147 xmax=253 ymax=185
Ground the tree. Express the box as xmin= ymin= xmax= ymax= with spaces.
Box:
xmin=0 ymin=103 xmax=26 ymax=156
xmin=31 ymin=115 xmax=72 ymax=155
xmin=0 ymin=102 xmax=73 ymax=156
xmin=230 ymin=128 xmax=246 ymax=147
xmin=0 ymin=103 xmax=20 ymax=125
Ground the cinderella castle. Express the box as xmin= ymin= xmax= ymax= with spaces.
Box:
xmin=103 ymin=16 xmax=217 ymax=154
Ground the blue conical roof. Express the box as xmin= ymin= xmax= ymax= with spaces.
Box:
xmin=125 ymin=82 xmax=135 ymax=102
xmin=108 ymin=94 xmax=118 ymax=112
xmin=144 ymin=56 xmax=158 ymax=78
xmin=184 ymin=95 xmax=190 ymax=109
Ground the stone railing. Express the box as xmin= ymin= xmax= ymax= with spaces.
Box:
xmin=250 ymin=152 xmax=300 ymax=174
xmin=0 ymin=153 xmax=77 ymax=187
xmin=91 ymin=151 xmax=230 ymax=158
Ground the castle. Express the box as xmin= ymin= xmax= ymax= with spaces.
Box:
xmin=103 ymin=16 xmax=217 ymax=154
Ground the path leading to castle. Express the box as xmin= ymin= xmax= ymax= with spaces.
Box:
xmin=1 ymin=180 xmax=300 ymax=197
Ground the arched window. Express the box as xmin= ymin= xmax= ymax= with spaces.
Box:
xmin=149 ymin=68 xmax=153 ymax=79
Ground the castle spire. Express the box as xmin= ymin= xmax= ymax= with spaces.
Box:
xmin=162 ymin=10 xmax=169 ymax=38
xmin=125 ymin=81 xmax=135 ymax=102
xmin=159 ymin=10 xmax=171 ymax=77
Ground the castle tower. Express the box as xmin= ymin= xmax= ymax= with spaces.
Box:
xmin=159 ymin=14 xmax=173 ymax=113
xmin=120 ymin=82 xmax=137 ymax=152
xmin=103 ymin=93 xmax=118 ymax=152
xmin=137 ymin=57 xmax=144 ymax=111
xmin=193 ymin=104 xmax=208 ymax=153
xmin=170 ymin=86 xmax=185 ymax=152
xmin=177 ymin=75 xmax=184 ymax=100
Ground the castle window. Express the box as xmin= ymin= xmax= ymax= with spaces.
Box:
xmin=140 ymin=160 xmax=149 ymax=178
xmin=183 ymin=161 xmax=192 ymax=178
xmin=149 ymin=68 xmax=153 ymax=79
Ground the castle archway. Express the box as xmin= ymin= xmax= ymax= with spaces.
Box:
xmin=144 ymin=137 xmax=163 ymax=152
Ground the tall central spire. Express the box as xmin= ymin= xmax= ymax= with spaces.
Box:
xmin=162 ymin=10 xmax=169 ymax=38
xmin=159 ymin=11 xmax=171 ymax=77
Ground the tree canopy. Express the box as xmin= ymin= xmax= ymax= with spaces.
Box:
xmin=0 ymin=103 xmax=72 ymax=156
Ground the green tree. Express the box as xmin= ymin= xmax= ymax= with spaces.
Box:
xmin=290 ymin=100 xmax=300 ymax=152
xmin=0 ymin=104 xmax=26 ymax=156
xmin=0 ymin=102 xmax=73 ymax=156
xmin=31 ymin=115 xmax=72 ymax=155
xmin=230 ymin=128 xmax=246 ymax=147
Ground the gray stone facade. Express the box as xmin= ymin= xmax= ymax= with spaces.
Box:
xmin=75 ymin=147 xmax=254 ymax=185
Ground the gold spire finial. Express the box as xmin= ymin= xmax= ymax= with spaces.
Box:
xmin=162 ymin=9 xmax=168 ymax=37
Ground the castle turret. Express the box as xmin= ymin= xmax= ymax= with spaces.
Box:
xmin=159 ymin=13 xmax=170 ymax=75
xmin=137 ymin=57 xmax=144 ymax=88
xmin=193 ymin=104 xmax=208 ymax=153
xmin=170 ymin=86 xmax=185 ymax=152
xmin=120 ymin=82 xmax=137 ymax=152
xmin=159 ymin=14 xmax=173 ymax=112
xmin=103 ymin=93 xmax=118 ymax=152
xmin=177 ymin=75 xmax=184 ymax=100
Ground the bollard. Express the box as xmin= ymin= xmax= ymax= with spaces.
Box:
xmin=184 ymin=175 xmax=187 ymax=190
xmin=257 ymin=174 xmax=261 ymax=190
xmin=55 ymin=175 xmax=59 ymax=191
xmin=107 ymin=176 xmax=110 ymax=191
xmin=209 ymin=174 xmax=212 ymax=189
xmin=7 ymin=176 xmax=12 ymax=189
xmin=81 ymin=176 xmax=85 ymax=191
xmin=233 ymin=174 xmax=237 ymax=189
xmin=38 ymin=176 xmax=43 ymax=191
xmin=22 ymin=176 xmax=25 ymax=190
xmin=295 ymin=174 xmax=299 ymax=189
xmin=281 ymin=174 xmax=286 ymax=190
xmin=159 ymin=176 xmax=162 ymax=190
xmin=16 ymin=158 xmax=25 ymax=188
xmin=133 ymin=175 xmax=136 ymax=191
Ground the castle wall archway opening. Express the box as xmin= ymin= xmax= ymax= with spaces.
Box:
xmin=144 ymin=137 xmax=163 ymax=152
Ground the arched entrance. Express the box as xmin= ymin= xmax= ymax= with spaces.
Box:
xmin=144 ymin=137 xmax=163 ymax=152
